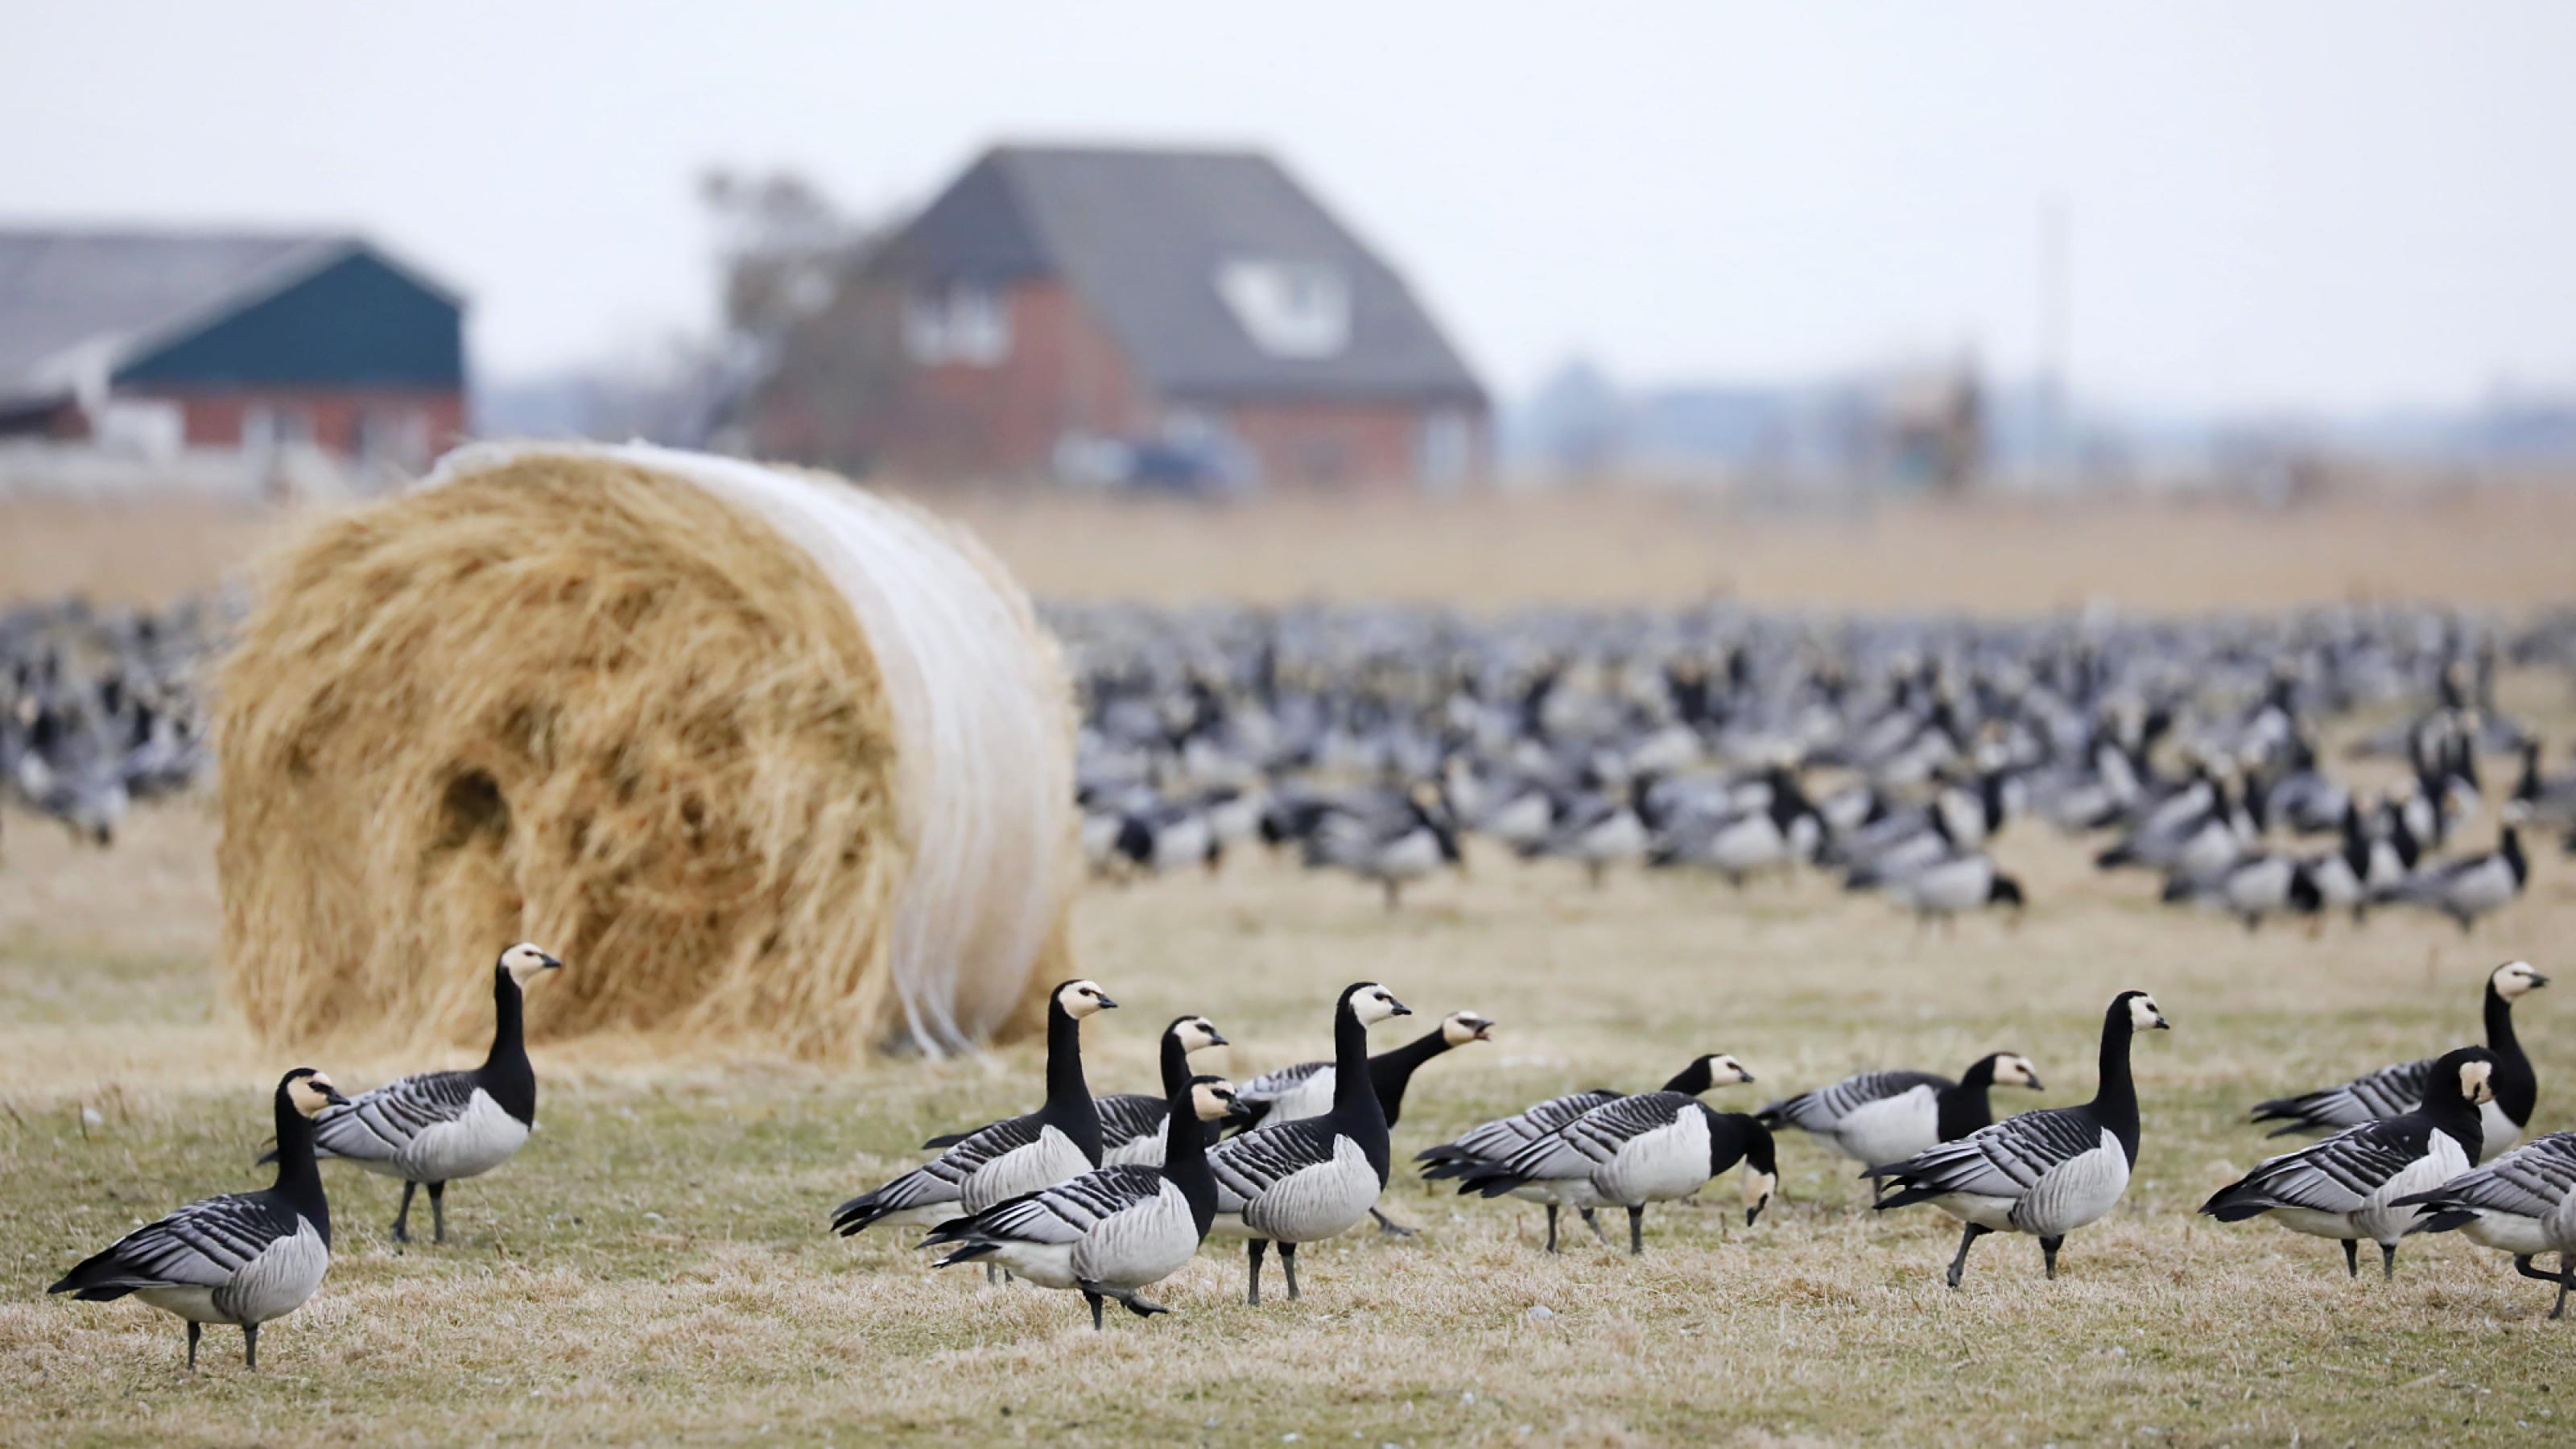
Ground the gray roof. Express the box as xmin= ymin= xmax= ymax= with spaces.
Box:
xmin=0 ymin=229 xmax=454 ymax=403
xmin=873 ymin=145 xmax=1484 ymax=407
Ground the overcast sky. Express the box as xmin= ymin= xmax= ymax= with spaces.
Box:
xmin=7 ymin=2 xmax=2571 ymax=413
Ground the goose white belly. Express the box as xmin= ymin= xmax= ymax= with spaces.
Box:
xmin=961 ymin=1126 xmax=1093 ymax=1214
xmin=138 ymin=1220 xmax=329 ymax=1326
xmin=1595 ymin=1111 xmax=1712 ymax=1206
xmin=2350 ymin=1133 xmax=2471 ymax=1245
xmin=1070 ymin=1181 xmax=1202 ymax=1288
xmin=1902 ymin=858 xmax=1989 ymax=914
xmin=1829 ymin=1088 xmax=1942 ymax=1167
xmin=1153 ymin=815 xmax=1213 ymax=871
xmin=1230 ymin=1135 xmax=1381 ymax=1243
xmin=369 ymin=1091 xmax=530 ymax=1184
xmin=2458 ymin=1209 xmax=2561 ymax=1257
xmin=1484 ymin=794 xmax=1553 ymax=847
xmin=1574 ymin=811 xmax=1646 ymax=863
xmin=2007 ymin=1129 xmax=2132 ymax=1236
xmin=1373 ymin=829 xmax=1443 ymax=881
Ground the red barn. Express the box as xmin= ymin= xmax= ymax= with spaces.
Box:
xmin=741 ymin=145 xmax=1488 ymax=493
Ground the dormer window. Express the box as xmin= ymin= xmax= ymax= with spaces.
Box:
xmin=903 ymin=283 xmax=1010 ymax=366
xmin=1215 ymin=259 xmax=1349 ymax=358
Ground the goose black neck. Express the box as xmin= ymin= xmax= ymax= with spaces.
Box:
xmin=1661 ymin=1059 xmax=1714 ymax=1095
xmin=2502 ymin=827 xmax=2527 ymax=881
xmin=479 ymin=967 xmax=539 ymax=1125
xmin=2421 ymin=1074 xmax=2487 ymax=1162
xmin=1938 ymin=1058 xmax=1999 ymax=1142
xmin=1160 ymin=1086 xmax=1218 ymax=1236
xmin=1332 ymin=997 xmax=1393 ymax=1184
xmin=270 ymin=1088 xmax=331 ymax=1246
xmin=1044 ymin=998 xmax=1104 ymax=1162
xmin=2091 ymin=1004 xmax=2142 ymax=1163
xmin=1364 ymin=1026 xmax=1455 ymax=1129
xmin=2485 ymin=983 xmax=2537 ymax=1124
xmin=1157 ymin=1028 xmax=1195 ymax=1100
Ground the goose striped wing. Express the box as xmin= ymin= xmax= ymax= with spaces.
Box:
xmin=1871 ymin=1106 xmax=2101 ymax=1199
xmin=1500 ymin=1091 xmax=1696 ymax=1182
xmin=1208 ymin=1117 xmax=1339 ymax=1202
xmin=1430 ymin=1089 xmax=1621 ymax=1162
xmin=1763 ymin=1071 xmax=1948 ymax=1133
xmin=2252 ymin=1058 xmax=2430 ymax=1133
xmin=943 ymin=1166 xmax=1167 ymax=1247
xmin=1092 ymin=1092 xmax=1168 ymax=1152
xmin=311 ymin=1069 xmax=480 ymax=1162
xmin=839 ymin=1111 xmax=1046 ymax=1226
xmin=50 ymin=1191 xmax=296 ymax=1297
xmin=2204 ymin=1117 xmax=2434 ymax=1216
xmin=1238 ymin=1060 xmax=1328 ymax=1106
xmin=2400 ymin=1131 xmax=2576 ymax=1218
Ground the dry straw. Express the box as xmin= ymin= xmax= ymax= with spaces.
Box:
xmin=215 ymin=442 xmax=1077 ymax=1061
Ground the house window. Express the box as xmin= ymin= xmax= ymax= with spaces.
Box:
xmin=903 ymin=283 xmax=1011 ymax=367
xmin=1215 ymin=260 xmax=1350 ymax=358
xmin=1417 ymin=409 xmax=1474 ymax=493
xmin=241 ymin=403 xmax=312 ymax=456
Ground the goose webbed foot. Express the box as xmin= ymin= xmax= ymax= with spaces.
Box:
xmin=391 ymin=1180 xmax=418 ymax=1245
xmin=1370 ymin=1208 xmax=1418 ymax=1237
xmin=1947 ymin=1223 xmax=1990 ymax=1290
xmin=1580 ymin=1207 xmax=1608 ymax=1245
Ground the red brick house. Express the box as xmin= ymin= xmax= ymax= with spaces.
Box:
xmin=0 ymin=229 xmax=464 ymax=473
xmin=740 ymin=145 xmax=1488 ymax=493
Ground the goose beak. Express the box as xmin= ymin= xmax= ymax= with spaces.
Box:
xmin=1204 ymin=1028 xmax=1230 ymax=1047
xmin=1386 ymin=997 xmax=1414 ymax=1017
xmin=2024 ymin=1073 xmax=2046 ymax=1092
xmin=322 ymin=1087 xmax=352 ymax=1107
xmin=542 ymin=954 xmax=564 ymax=972
xmin=2532 ymin=974 xmax=2552 ymax=989
xmin=1225 ymin=1097 xmax=1254 ymax=1121
xmin=2153 ymin=1015 xmax=2172 ymax=1030
xmin=1095 ymin=993 xmax=1121 ymax=1010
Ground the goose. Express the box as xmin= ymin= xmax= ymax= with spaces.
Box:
xmin=2391 ymin=1129 xmax=2576 ymax=1318
xmin=52 ymin=1068 xmax=349 ymax=1370
xmin=2374 ymin=813 xmax=2529 ymax=932
xmin=1867 ymin=990 xmax=2169 ymax=1288
xmin=1232 ymin=1008 xmax=1497 ymax=1234
xmin=1648 ymin=767 xmax=1823 ymax=884
xmin=832 ymin=980 xmax=1117 ymax=1236
xmin=278 ymin=942 xmax=562 ymax=1245
xmin=2157 ymin=852 xmax=2322 ymax=933
xmin=2249 ymin=960 xmax=2545 ymax=1158
xmin=2201 ymin=1046 xmax=2494 ymax=1279
xmin=1204 ymin=982 xmax=1410 ymax=1303
xmin=1113 ymin=800 xmax=1221 ymax=877
xmin=1415 ymin=1053 xmax=1756 ymax=1252
xmin=923 ymin=1075 xmax=1249 ymax=1329
xmin=1883 ymin=852 xmax=2026 ymax=927
xmin=917 ymin=1013 xmax=1228 ymax=1169
xmin=1302 ymin=786 xmax=1462 ymax=908
xmin=2511 ymin=741 xmax=2576 ymax=840
xmin=1454 ymin=1093 xmax=1777 ymax=1255
xmin=1520 ymin=775 xmax=1654 ymax=888
xmin=1759 ymin=1052 xmax=2045 ymax=1172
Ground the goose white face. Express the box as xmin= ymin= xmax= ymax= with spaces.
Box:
xmin=1703 ymin=1054 xmax=1754 ymax=1086
xmin=1740 ymin=1167 xmax=1777 ymax=1226
xmin=285 ymin=1071 xmax=349 ymax=1117
xmin=1352 ymin=984 xmax=1410 ymax=1026
xmin=1057 ymin=980 xmax=1118 ymax=1018
xmin=1174 ymin=1016 xmax=1227 ymax=1052
xmin=2495 ymin=961 xmax=2549 ymax=1000
xmin=1190 ymin=1078 xmax=1242 ymax=1122
xmin=1442 ymin=1011 xmax=1496 ymax=1046
xmin=2127 ymin=993 xmax=2171 ymax=1032
xmin=502 ymin=942 xmax=564 ymax=987
xmin=2459 ymin=1059 xmax=2497 ymax=1105
xmin=1993 ymin=1054 xmax=2043 ymax=1091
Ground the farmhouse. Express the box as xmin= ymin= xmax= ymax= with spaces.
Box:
xmin=0 ymin=228 xmax=465 ymax=473
xmin=739 ymin=144 xmax=1488 ymax=493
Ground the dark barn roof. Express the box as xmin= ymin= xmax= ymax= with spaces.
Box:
xmin=871 ymin=145 xmax=1484 ymax=407
xmin=0 ymin=229 xmax=462 ymax=406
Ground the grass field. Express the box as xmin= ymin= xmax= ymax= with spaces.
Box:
xmin=5 ymin=777 xmax=2575 ymax=1445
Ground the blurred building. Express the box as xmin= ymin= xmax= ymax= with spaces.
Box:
xmin=0 ymin=229 xmax=464 ymax=474
xmin=735 ymin=144 xmax=1488 ymax=493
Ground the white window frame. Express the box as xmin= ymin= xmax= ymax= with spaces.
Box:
xmin=1215 ymin=259 xmax=1351 ymax=358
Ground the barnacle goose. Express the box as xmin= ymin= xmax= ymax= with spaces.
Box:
xmin=1204 ymin=982 xmax=1410 ymax=1303
xmin=832 ymin=980 xmax=1117 ymax=1236
xmin=2157 ymin=852 xmax=2323 ymax=933
xmin=1868 ymin=990 xmax=2169 ymax=1288
xmin=1233 ymin=1009 xmax=1496 ymax=1133
xmin=2392 ymin=1129 xmax=2576 ymax=1318
xmin=1302 ymin=786 xmax=1462 ymax=908
xmin=1882 ymin=852 xmax=2026 ymax=927
xmin=52 ymin=1069 xmax=349 ymax=1370
xmin=1455 ymin=1091 xmax=1777 ymax=1255
xmin=1416 ymin=1053 xmax=1755 ymax=1252
xmin=1760 ymin=1052 xmax=2044 ymax=1173
xmin=2373 ymin=812 xmax=2530 ymax=932
xmin=2202 ymin=1046 xmax=2494 ymax=1279
xmin=923 ymin=1075 xmax=1249 ymax=1329
xmin=276 ymin=942 xmax=561 ymax=1245
xmin=2249 ymin=960 xmax=2545 ymax=1158
xmin=917 ymin=1013 xmax=1228 ymax=1170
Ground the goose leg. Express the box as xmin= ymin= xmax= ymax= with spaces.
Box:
xmin=2341 ymin=1239 xmax=2359 ymax=1278
xmin=1081 ymin=1282 xmax=1170 ymax=1319
xmin=1545 ymin=1205 xmax=1560 ymax=1255
xmin=2380 ymin=1241 xmax=2398 ymax=1281
xmin=2562 ymin=1254 xmax=2574 ymax=1320
xmin=2041 ymin=1235 xmax=2063 ymax=1280
xmin=2511 ymin=1253 xmax=2571 ymax=1319
xmin=391 ymin=1180 xmax=418 ymax=1244
xmin=242 ymin=1322 xmax=258 ymax=1372
xmin=1382 ymin=880 xmax=1400 ymax=911
xmin=1082 ymin=1289 xmax=1105 ymax=1331
xmin=428 ymin=1181 xmax=448 ymax=1244
xmin=1627 ymin=1205 xmax=1645 ymax=1256
xmin=1246 ymin=1239 xmax=1267 ymax=1306
xmin=1370 ymin=1208 xmax=1418 ymax=1237
xmin=1279 ymin=1241 xmax=1301 ymax=1299
xmin=1947 ymin=1223 xmax=1989 ymax=1290
xmin=186 ymin=1321 xmax=200 ymax=1372
xmin=1580 ymin=1207 xmax=1608 ymax=1245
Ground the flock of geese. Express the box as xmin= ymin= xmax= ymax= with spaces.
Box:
xmin=47 ymin=947 xmax=2571 ymax=1368
xmin=1062 ymin=602 xmax=2576 ymax=930
xmin=2 ymin=595 xmax=219 ymax=850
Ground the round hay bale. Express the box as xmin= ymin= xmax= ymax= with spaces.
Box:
xmin=214 ymin=441 xmax=1077 ymax=1061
